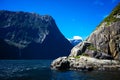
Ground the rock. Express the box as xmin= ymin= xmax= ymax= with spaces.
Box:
xmin=51 ymin=57 xmax=70 ymax=70
xmin=95 ymin=52 xmax=113 ymax=60
xmin=69 ymin=40 xmax=113 ymax=60
xmin=51 ymin=3 xmax=120 ymax=71
xmin=51 ymin=56 xmax=120 ymax=71
xmin=87 ymin=4 xmax=120 ymax=60
xmin=69 ymin=41 xmax=91 ymax=57
xmin=0 ymin=10 xmax=73 ymax=59
xmin=84 ymin=49 xmax=97 ymax=57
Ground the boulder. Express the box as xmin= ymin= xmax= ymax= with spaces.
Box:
xmin=84 ymin=49 xmax=97 ymax=57
xmin=51 ymin=56 xmax=120 ymax=71
xmin=69 ymin=41 xmax=91 ymax=57
xmin=51 ymin=57 xmax=70 ymax=70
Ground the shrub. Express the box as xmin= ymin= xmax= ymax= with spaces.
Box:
xmin=74 ymin=55 xmax=81 ymax=59
xmin=96 ymin=3 xmax=120 ymax=29
xmin=81 ymin=53 xmax=89 ymax=57
xmin=87 ymin=45 xmax=97 ymax=51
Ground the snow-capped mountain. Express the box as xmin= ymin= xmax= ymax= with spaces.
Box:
xmin=68 ymin=36 xmax=82 ymax=46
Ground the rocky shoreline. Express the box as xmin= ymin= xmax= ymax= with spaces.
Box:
xmin=51 ymin=41 xmax=120 ymax=71
xmin=51 ymin=56 xmax=120 ymax=71
xmin=51 ymin=4 xmax=120 ymax=71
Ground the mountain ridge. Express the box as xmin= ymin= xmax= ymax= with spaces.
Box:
xmin=0 ymin=10 xmax=73 ymax=59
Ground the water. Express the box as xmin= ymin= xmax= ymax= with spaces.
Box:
xmin=0 ymin=60 xmax=120 ymax=80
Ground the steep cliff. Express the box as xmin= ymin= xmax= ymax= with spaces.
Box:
xmin=87 ymin=3 xmax=120 ymax=60
xmin=51 ymin=3 xmax=120 ymax=71
xmin=0 ymin=10 xmax=73 ymax=59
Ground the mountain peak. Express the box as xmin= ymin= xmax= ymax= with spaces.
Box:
xmin=0 ymin=10 xmax=54 ymax=48
xmin=0 ymin=10 xmax=73 ymax=59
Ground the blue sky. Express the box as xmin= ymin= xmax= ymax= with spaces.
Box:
xmin=0 ymin=0 xmax=120 ymax=40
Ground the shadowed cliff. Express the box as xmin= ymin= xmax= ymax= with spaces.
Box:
xmin=0 ymin=10 xmax=73 ymax=59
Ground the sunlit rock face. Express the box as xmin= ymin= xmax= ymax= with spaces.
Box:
xmin=51 ymin=56 xmax=120 ymax=71
xmin=69 ymin=4 xmax=120 ymax=60
xmin=51 ymin=3 xmax=120 ymax=71
xmin=87 ymin=22 xmax=120 ymax=60
xmin=0 ymin=10 xmax=73 ymax=59
xmin=87 ymin=3 xmax=120 ymax=60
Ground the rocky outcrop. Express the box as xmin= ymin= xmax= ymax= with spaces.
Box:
xmin=69 ymin=41 xmax=113 ymax=59
xmin=51 ymin=56 xmax=120 ymax=71
xmin=51 ymin=40 xmax=118 ymax=71
xmin=0 ymin=10 xmax=73 ymax=59
xmin=51 ymin=3 xmax=120 ymax=71
xmin=69 ymin=41 xmax=91 ymax=57
xmin=87 ymin=3 xmax=120 ymax=60
xmin=69 ymin=4 xmax=120 ymax=60
xmin=51 ymin=57 xmax=70 ymax=70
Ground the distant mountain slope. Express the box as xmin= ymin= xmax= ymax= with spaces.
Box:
xmin=0 ymin=10 xmax=73 ymax=59
xmin=69 ymin=39 xmax=82 ymax=46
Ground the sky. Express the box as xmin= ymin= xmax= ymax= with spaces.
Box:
xmin=0 ymin=0 xmax=120 ymax=40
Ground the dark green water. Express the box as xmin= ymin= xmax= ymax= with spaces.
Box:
xmin=0 ymin=60 xmax=120 ymax=80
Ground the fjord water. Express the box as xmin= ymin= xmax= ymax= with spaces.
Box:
xmin=0 ymin=60 xmax=120 ymax=80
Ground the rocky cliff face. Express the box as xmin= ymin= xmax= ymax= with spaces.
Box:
xmin=87 ymin=3 xmax=120 ymax=60
xmin=0 ymin=10 xmax=73 ymax=59
xmin=51 ymin=3 xmax=120 ymax=71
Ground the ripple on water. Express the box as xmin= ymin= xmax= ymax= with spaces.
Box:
xmin=0 ymin=60 xmax=120 ymax=80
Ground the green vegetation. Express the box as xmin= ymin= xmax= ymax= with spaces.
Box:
xmin=87 ymin=45 xmax=97 ymax=51
xmin=96 ymin=3 xmax=120 ymax=28
xmin=81 ymin=53 xmax=89 ymax=57
xmin=74 ymin=53 xmax=89 ymax=59
xmin=74 ymin=55 xmax=81 ymax=59
xmin=103 ymin=3 xmax=120 ymax=23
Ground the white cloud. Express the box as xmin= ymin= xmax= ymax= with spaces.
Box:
xmin=73 ymin=36 xmax=83 ymax=40
xmin=67 ymin=36 xmax=83 ymax=41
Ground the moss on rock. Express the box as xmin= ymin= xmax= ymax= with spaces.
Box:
xmin=87 ymin=45 xmax=97 ymax=51
xmin=97 ymin=3 xmax=120 ymax=28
